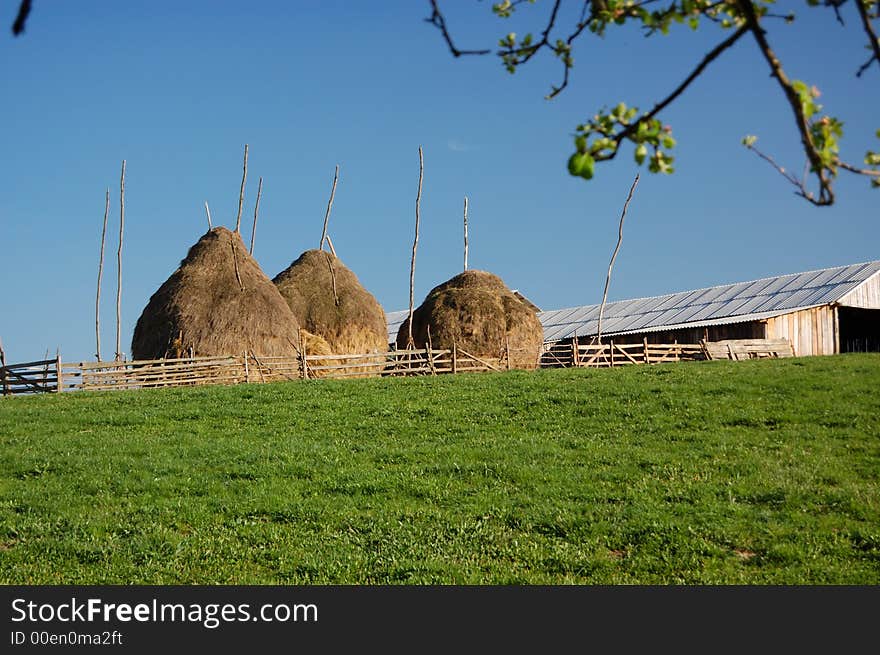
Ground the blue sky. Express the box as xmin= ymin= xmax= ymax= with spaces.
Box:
xmin=1 ymin=1 xmax=877 ymax=363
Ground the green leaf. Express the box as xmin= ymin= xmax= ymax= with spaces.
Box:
xmin=567 ymin=152 xmax=595 ymax=179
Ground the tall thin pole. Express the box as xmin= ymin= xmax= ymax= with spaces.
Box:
xmin=205 ymin=201 xmax=213 ymax=229
xmin=115 ymin=160 xmax=126 ymax=361
xmin=95 ymin=188 xmax=110 ymax=361
xmin=597 ymin=174 xmax=639 ymax=343
xmin=319 ymin=165 xmax=339 ymax=251
xmin=250 ymin=176 xmax=262 ymax=255
xmin=235 ymin=144 xmax=248 ymax=233
xmin=463 ymin=195 xmax=469 ymax=271
xmin=408 ymin=146 xmax=424 ymax=348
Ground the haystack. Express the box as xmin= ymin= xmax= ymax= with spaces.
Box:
xmin=273 ymin=249 xmax=388 ymax=355
xmin=131 ymin=227 xmax=302 ymax=360
xmin=396 ymin=270 xmax=543 ymax=369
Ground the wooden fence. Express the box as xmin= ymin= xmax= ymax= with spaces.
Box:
xmin=0 ymin=356 xmax=65 ymax=396
xmin=1 ymin=338 xmax=794 ymax=396
xmin=539 ymin=339 xmax=706 ymax=369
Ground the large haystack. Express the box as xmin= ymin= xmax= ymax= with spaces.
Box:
xmin=273 ymin=249 xmax=388 ymax=355
xmin=396 ymin=270 xmax=543 ymax=369
xmin=131 ymin=227 xmax=302 ymax=360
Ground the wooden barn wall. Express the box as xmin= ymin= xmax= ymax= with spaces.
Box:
xmin=837 ymin=272 xmax=880 ymax=309
xmin=765 ymin=306 xmax=836 ymax=356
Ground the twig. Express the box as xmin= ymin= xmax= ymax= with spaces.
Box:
xmin=11 ymin=0 xmax=31 ymax=36
xmin=250 ymin=176 xmax=262 ymax=255
xmin=231 ymin=242 xmax=245 ymax=291
xmin=324 ymin=251 xmax=340 ymax=307
xmin=115 ymin=160 xmax=125 ymax=362
xmin=854 ymin=0 xmax=880 ymax=77
xmin=463 ymin=195 xmax=469 ymax=271
xmin=205 ymin=201 xmax=213 ymax=229
xmin=324 ymin=234 xmax=338 ymax=258
xmin=320 ymin=165 xmax=339 ymax=251
xmin=597 ymin=174 xmax=640 ymax=343
xmin=96 ymin=188 xmax=110 ymax=361
xmin=235 ymin=144 xmax=248 ymax=233
xmin=743 ymin=141 xmax=807 ymax=191
xmin=408 ymin=146 xmax=424 ymax=348
xmin=426 ymin=0 xmax=491 ymax=57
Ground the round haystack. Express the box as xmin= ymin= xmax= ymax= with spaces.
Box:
xmin=273 ymin=249 xmax=388 ymax=355
xmin=396 ymin=270 xmax=543 ymax=369
xmin=131 ymin=227 xmax=302 ymax=360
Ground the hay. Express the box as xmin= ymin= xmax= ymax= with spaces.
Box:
xmin=299 ymin=329 xmax=334 ymax=378
xmin=131 ymin=227 xmax=301 ymax=360
xmin=396 ymin=270 xmax=543 ymax=369
xmin=273 ymin=249 xmax=388 ymax=355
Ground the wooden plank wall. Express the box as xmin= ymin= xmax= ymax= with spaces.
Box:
xmin=764 ymin=306 xmax=836 ymax=356
xmin=837 ymin=271 xmax=880 ymax=309
xmin=701 ymin=338 xmax=794 ymax=360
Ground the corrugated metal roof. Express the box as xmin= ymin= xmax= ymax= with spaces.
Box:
xmin=385 ymin=261 xmax=880 ymax=344
xmin=538 ymin=260 xmax=880 ymax=342
xmin=386 ymin=310 xmax=409 ymax=344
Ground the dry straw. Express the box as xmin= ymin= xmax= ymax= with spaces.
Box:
xmin=396 ymin=269 xmax=543 ymax=369
xmin=273 ymin=249 xmax=388 ymax=357
xmin=131 ymin=227 xmax=302 ymax=359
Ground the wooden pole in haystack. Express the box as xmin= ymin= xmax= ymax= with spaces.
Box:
xmin=319 ymin=165 xmax=339 ymax=251
xmin=250 ymin=176 xmax=262 ymax=255
xmin=463 ymin=195 xmax=469 ymax=272
xmin=407 ymin=146 xmax=424 ymax=349
xmin=204 ymin=201 xmax=213 ymax=229
xmin=596 ymin=174 xmax=639 ymax=345
xmin=95 ymin=188 xmax=110 ymax=361
xmin=235 ymin=144 xmax=248 ymax=234
xmin=115 ymin=160 xmax=126 ymax=362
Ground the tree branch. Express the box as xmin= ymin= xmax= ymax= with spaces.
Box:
xmin=738 ymin=0 xmax=833 ymax=205
xmin=854 ymin=0 xmax=880 ymax=77
xmin=615 ymin=24 xmax=748 ymax=147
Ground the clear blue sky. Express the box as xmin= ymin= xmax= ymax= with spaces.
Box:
xmin=1 ymin=1 xmax=877 ymax=363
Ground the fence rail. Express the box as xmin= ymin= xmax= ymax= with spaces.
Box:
xmin=0 ymin=356 xmax=64 ymax=396
xmin=1 ymin=338 xmax=794 ymax=396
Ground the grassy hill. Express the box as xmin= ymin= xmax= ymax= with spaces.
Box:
xmin=1 ymin=354 xmax=878 ymax=584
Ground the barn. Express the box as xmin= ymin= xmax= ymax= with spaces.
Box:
xmin=386 ymin=260 xmax=880 ymax=356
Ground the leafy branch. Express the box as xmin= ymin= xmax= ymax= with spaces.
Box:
xmin=426 ymin=0 xmax=880 ymax=205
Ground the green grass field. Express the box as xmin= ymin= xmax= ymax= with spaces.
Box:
xmin=1 ymin=354 xmax=878 ymax=584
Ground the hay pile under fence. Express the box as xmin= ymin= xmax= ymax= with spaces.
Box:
xmin=396 ymin=269 xmax=543 ymax=369
xmin=274 ymin=249 xmax=387 ymax=372
xmin=131 ymin=227 xmax=302 ymax=360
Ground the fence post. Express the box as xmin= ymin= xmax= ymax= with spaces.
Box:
xmin=452 ymin=340 xmax=457 ymax=375
xmin=643 ymin=337 xmax=649 ymax=364
xmin=298 ymin=330 xmax=308 ymax=380
xmin=0 ymin=337 xmax=6 ymax=396
xmin=610 ymin=340 xmax=615 ymax=367
xmin=244 ymin=351 xmax=250 ymax=383
xmin=506 ymin=337 xmax=511 ymax=371
xmin=56 ymin=352 xmax=63 ymax=393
